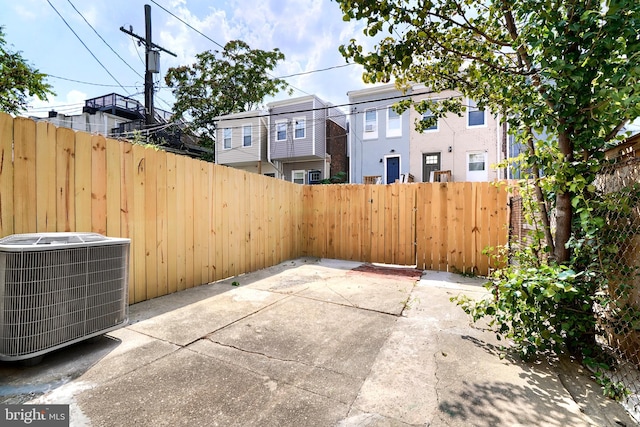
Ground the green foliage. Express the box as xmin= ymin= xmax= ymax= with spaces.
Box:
xmin=453 ymin=242 xmax=598 ymax=361
xmin=585 ymin=358 xmax=632 ymax=401
xmin=165 ymin=40 xmax=290 ymax=147
xmin=128 ymin=130 xmax=163 ymax=150
xmin=0 ymin=27 xmax=54 ymax=114
xmin=320 ymin=171 xmax=348 ymax=184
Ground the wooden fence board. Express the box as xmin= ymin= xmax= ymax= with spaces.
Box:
xmin=74 ymin=132 xmax=92 ymax=232
xmin=132 ymin=144 xmax=147 ymax=303
xmin=0 ymin=114 xmax=14 ymax=237
xmin=14 ymin=118 xmax=36 ymax=234
xmin=120 ymin=142 xmax=135 ymax=303
xmin=450 ymin=182 xmax=464 ymax=273
xmin=184 ymin=157 xmax=195 ymax=288
xmin=249 ymin=173 xmax=259 ymax=272
xmin=166 ymin=153 xmax=178 ymax=294
xmin=191 ymin=160 xmax=203 ymax=286
xmin=91 ymin=135 xmax=107 ymax=235
xmin=207 ymin=163 xmax=219 ymax=282
xmin=156 ymin=149 xmax=168 ymax=296
xmin=352 ymin=185 xmax=364 ymax=261
xmin=434 ymin=183 xmax=447 ymax=270
xmin=36 ymin=121 xmax=56 ymax=232
xmin=56 ymin=128 xmax=75 ymax=232
xmin=105 ymin=138 xmax=121 ymax=237
xmin=478 ymin=182 xmax=491 ymax=275
xmin=175 ymin=154 xmax=187 ymax=291
xmin=144 ymin=148 xmax=158 ymax=299
xmin=462 ymin=182 xmax=474 ymax=274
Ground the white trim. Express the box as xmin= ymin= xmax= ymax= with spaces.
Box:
xmin=383 ymin=154 xmax=401 ymax=184
xmin=275 ymin=120 xmax=287 ymax=141
xmin=467 ymin=98 xmax=487 ymax=128
xmin=222 ymin=128 xmax=232 ymax=150
xmin=363 ymin=108 xmax=378 ymax=140
xmin=386 ymin=106 xmax=402 ymax=138
xmin=466 ymin=151 xmax=488 ymax=181
xmin=294 ymin=117 xmax=306 ymax=140
xmin=292 ymin=169 xmax=305 ymax=184
xmin=421 ymin=110 xmax=439 ymax=132
xmin=242 ymin=124 xmax=252 ymax=147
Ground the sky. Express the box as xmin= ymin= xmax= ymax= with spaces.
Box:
xmin=1 ymin=0 xmax=376 ymax=118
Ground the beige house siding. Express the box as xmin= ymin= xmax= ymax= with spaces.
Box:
xmin=215 ymin=112 xmax=268 ymax=167
xmin=410 ymin=90 xmax=502 ymax=182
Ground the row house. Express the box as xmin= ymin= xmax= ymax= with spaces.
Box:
xmin=347 ymin=85 xmax=412 ymax=184
xmin=214 ymin=96 xmax=348 ymax=183
xmin=213 ymin=110 xmax=277 ymax=176
xmin=410 ymin=88 xmax=504 ymax=182
xmin=267 ymin=95 xmax=347 ymax=184
xmin=348 ymin=83 xmax=511 ymax=183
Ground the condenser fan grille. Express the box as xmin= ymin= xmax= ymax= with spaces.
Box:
xmin=0 ymin=233 xmax=129 ymax=361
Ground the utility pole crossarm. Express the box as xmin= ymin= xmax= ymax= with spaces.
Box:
xmin=119 ymin=26 xmax=177 ymax=57
xmin=119 ymin=5 xmax=177 ymax=127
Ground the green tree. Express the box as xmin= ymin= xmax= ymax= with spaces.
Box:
xmin=165 ymin=40 xmax=289 ymax=147
xmin=0 ymin=27 xmax=53 ymax=114
xmin=336 ymin=0 xmax=640 ymax=359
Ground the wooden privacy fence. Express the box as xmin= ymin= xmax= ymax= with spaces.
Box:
xmin=0 ymin=113 xmax=510 ymax=305
xmin=302 ymin=182 xmax=509 ymax=274
xmin=0 ymin=113 xmax=303 ymax=304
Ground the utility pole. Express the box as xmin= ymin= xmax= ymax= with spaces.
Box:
xmin=120 ymin=4 xmax=176 ymax=127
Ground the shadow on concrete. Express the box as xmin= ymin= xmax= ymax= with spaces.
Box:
xmin=0 ymin=335 xmax=122 ymax=404
xmin=127 ymin=258 xmax=323 ymax=324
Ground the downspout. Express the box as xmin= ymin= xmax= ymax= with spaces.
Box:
xmin=262 ymin=114 xmax=283 ymax=176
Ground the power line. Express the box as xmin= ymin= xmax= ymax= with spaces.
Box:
xmin=275 ymin=63 xmax=355 ymax=79
xmin=213 ymin=89 xmax=441 ymax=125
xmin=147 ymin=0 xmax=310 ymax=96
xmin=66 ymin=0 xmax=143 ymax=79
xmin=148 ymin=0 xmax=225 ymax=49
xmin=46 ymin=0 xmax=132 ymax=96
xmin=47 ymin=74 xmax=140 ymax=88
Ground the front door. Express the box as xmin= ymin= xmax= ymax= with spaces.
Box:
xmin=423 ymin=152 xmax=441 ymax=182
xmin=385 ymin=156 xmax=400 ymax=184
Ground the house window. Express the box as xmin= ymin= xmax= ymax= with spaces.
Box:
xmin=292 ymin=170 xmax=305 ymax=184
xmin=364 ymin=108 xmax=377 ymax=138
xmin=421 ymin=110 xmax=438 ymax=131
xmin=308 ymin=170 xmax=321 ymax=184
xmin=223 ymin=128 xmax=231 ymax=149
xmin=276 ymin=121 xmax=287 ymax=141
xmin=294 ymin=118 xmax=305 ymax=139
xmin=386 ymin=106 xmax=401 ymax=137
xmin=243 ymin=125 xmax=252 ymax=147
xmin=468 ymin=99 xmax=486 ymax=127
xmin=468 ymin=152 xmax=486 ymax=171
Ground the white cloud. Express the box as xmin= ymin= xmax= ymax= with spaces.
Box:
xmin=26 ymin=90 xmax=88 ymax=118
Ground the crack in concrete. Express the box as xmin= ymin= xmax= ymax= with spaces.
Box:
xmin=399 ymin=281 xmax=419 ymax=317
xmin=205 ymin=339 xmax=358 ymax=381
xmin=185 ymin=343 xmax=357 ymax=406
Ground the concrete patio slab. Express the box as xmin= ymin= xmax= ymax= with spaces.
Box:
xmin=0 ymin=258 xmax=636 ymax=427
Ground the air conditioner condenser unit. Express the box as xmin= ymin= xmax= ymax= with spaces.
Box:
xmin=0 ymin=232 xmax=130 ymax=361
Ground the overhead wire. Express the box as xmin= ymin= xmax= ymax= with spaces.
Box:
xmin=147 ymin=0 xmax=311 ymax=97
xmin=46 ymin=0 xmax=132 ymax=96
xmin=66 ymin=0 xmax=144 ymax=79
xmin=47 ymin=74 xmax=140 ymax=88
